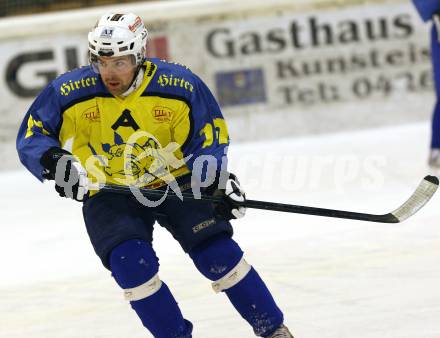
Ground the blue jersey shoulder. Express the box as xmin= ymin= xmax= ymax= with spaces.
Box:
xmin=147 ymin=58 xmax=199 ymax=100
xmin=50 ymin=66 xmax=106 ymax=109
xmin=412 ymin=0 xmax=440 ymax=22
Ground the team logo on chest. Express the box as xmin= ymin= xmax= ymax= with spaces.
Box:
xmin=99 ymin=130 xmax=189 ymax=187
xmin=102 ymin=134 xmax=164 ymax=184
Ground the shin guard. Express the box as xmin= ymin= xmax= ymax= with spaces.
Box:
xmin=110 ymin=239 xmax=192 ymax=338
xmin=190 ymin=236 xmax=283 ymax=337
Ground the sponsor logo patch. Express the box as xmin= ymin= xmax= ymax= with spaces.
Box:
xmin=81 ymin=106 xmax=100 ymax=123
xmin=152 ymin=106 xmax=173 ymax=122
xmin=129 ymin=17 xmax=142 ymax=33
xmin=157 ymin=74 xmax=194 ymax=92
xmin=59 ymin=76 xmax=98 ymax=96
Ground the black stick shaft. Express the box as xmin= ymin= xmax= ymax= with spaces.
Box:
xmin=98 ymin=184 xmax=397 ymax=223
xmin=243 ymin=199 xmax=395 ymax=223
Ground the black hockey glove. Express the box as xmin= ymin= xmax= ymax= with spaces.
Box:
xmin=208 ymin=172 xmax=246 ymax=221
xmin=40 ymin=147 xmax=89 ymax=202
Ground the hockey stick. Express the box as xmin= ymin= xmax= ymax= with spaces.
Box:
xmin=97 ymin=175 xmax=438 ymax=223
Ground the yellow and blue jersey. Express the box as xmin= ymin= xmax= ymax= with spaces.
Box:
xmin=16 ymin=59 xmax=229 ymax=190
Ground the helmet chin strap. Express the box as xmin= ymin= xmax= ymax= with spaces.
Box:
xmin=120 ymin=64 xmax=145 ymax=97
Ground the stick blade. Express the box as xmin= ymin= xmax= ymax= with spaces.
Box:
xmin=386 ymin=175 xmax=439 ymax=223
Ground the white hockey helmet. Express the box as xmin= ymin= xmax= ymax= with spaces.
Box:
xmin=88 ymin=13 xmax=148 ymax=68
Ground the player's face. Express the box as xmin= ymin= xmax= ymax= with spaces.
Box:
xmin=97 ymin=56 xmax=137 ymax=96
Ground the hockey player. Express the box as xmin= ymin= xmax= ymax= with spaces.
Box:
xmin=16 ymin=13 xmax=294 ymax=338
xmin=413 ymin=0 xmax=440 ymax=168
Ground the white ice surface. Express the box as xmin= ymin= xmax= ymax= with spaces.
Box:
xmin=0 ymin=122 xmax=439 ymax=338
